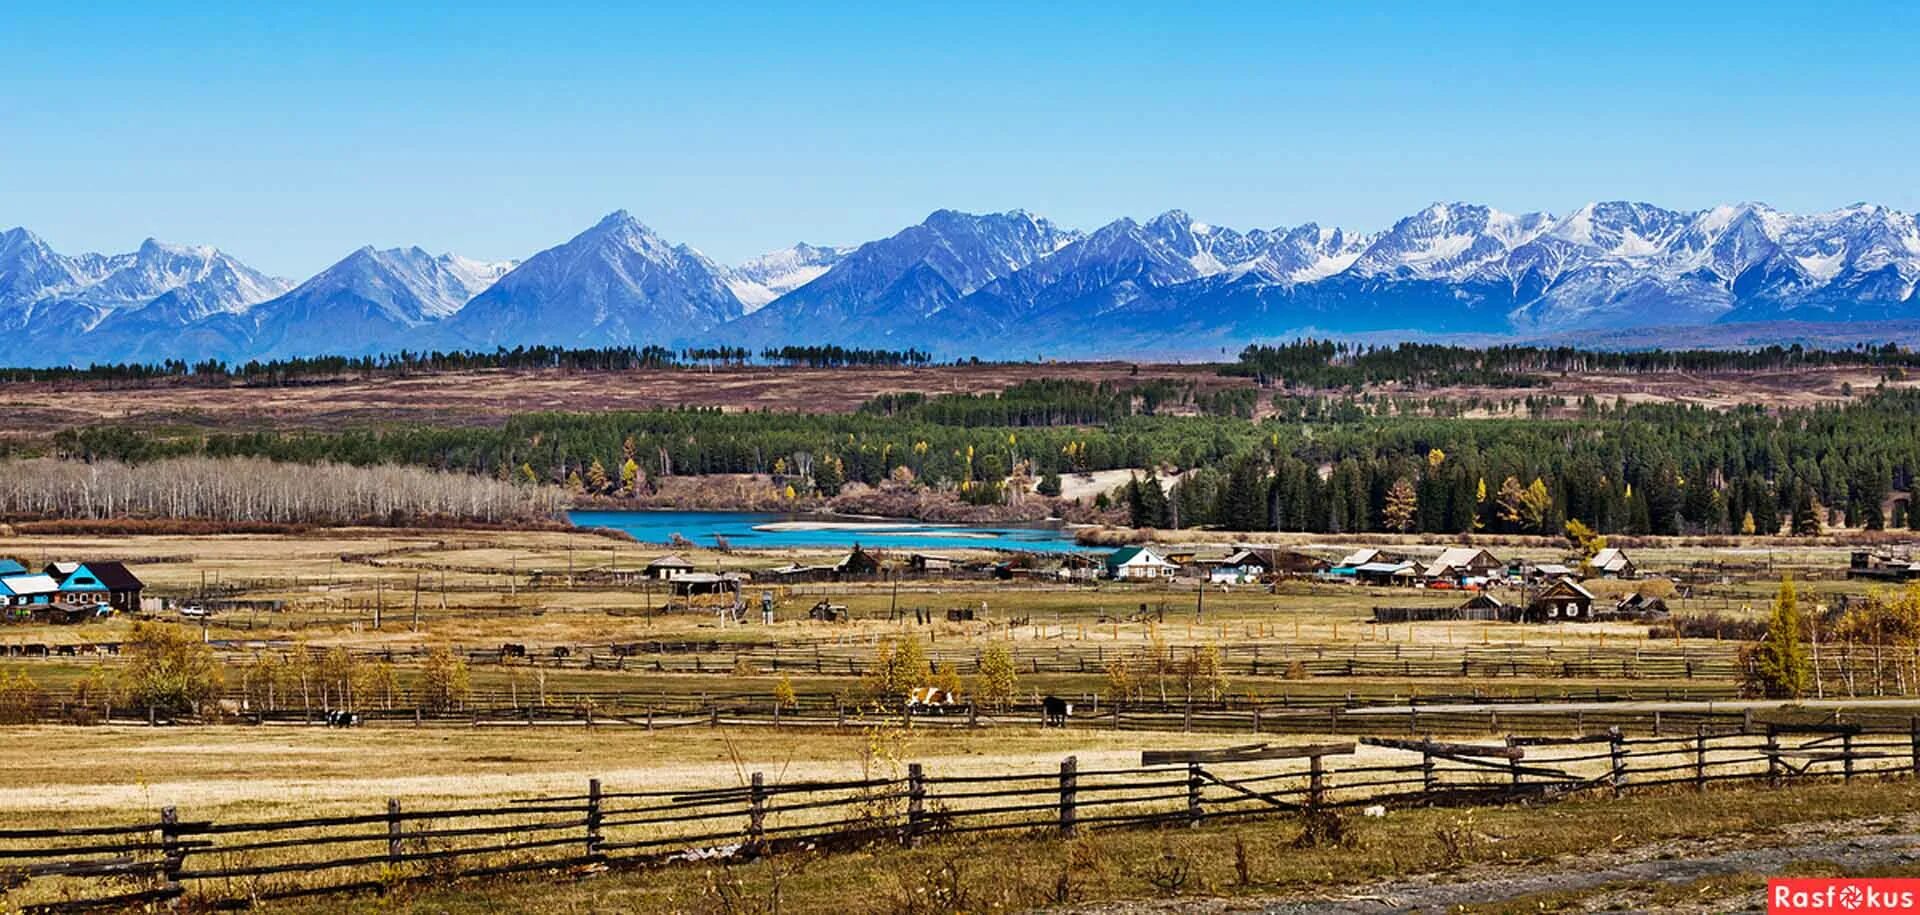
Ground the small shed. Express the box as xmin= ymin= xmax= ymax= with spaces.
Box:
xmin=907 ymin=553 xmax=960 ymax=574
xmin=1609 ymin=592 xmax=1670 ymax=620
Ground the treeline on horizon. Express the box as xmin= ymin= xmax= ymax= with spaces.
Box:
xmin=1225 ymin=340 xmax=1920 ymax=389
xmin=42 ymin=383 xmax=1920 ymax=537
xmin=0 ymin=344 xmax=935 ymax=385
xmin=3 ymin=338 xmax=1915 ymax=389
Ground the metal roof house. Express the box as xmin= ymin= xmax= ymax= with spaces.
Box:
xmin=1106 ymin=546 xmax=1178 ymax=580
xmin=1423 ymin=547 xmax=1504 ymax=581
xmin=45 ymin=561 xmax=144 ymax=612
xmin=1590 ymin=548 xmax=1637 ymax=579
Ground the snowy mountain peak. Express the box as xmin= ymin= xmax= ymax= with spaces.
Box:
xmin=726 ymin=242 xmax=854 ymax=311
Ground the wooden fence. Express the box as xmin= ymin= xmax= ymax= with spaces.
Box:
xmin=4 ymin=721 xmax=1913 ymax=913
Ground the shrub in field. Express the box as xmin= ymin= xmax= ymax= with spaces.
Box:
xmin=0 ymin=670 xmax=45 ymax=724
xmin=1747 ymin=576 xmax=1811 ymax=698
xmin=973 ymin=642 xmax=1018 ymax=710
xmin=121 ymin=621 xmax=223 ymax=717
xmin=865 ymin=638 xmax=929 ymax=701
xmin=420 ymin=645 xmax=471 ymax=712
xmin=772 ymin=674 xmax=797 ymax=710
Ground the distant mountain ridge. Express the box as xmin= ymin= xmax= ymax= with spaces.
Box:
xmin=5 ymin=200 xmax=1919 ymax=365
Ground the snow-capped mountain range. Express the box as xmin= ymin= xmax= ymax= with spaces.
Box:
xmin=4 ymin=200 xmax=1918 ymax=365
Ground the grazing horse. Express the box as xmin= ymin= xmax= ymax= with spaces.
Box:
xmin=1042 ymin=695 xmax=1072 ymax=728
xmin=905 ymin=687 xmax=963 ymax=716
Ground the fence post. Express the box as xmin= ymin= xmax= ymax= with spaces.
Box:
xmin=387 ymin=798 xmax=402 ymax=865
xmin=1843 ymin=732 xmax=1856 ymax=782
xmin=1421 ymin=744 xmax=1435 ymax=793
xmin=1183 ymin=701 xmax=1192 ymax=733
xmin=586 ymin=778 xmax=603 ymax=858
xmin=1058 ymin=756 xmax=1077 ymax=835
xmin=1608 ymin=728 xmax=1625 ymax=797
xmin=1251 ymin=705 xmax=1260 ymax=735
xmin=748 ymin=772 xmax=766 ymax=846
xmin=1910 ymin=718 xmax=1920 ymax=777
xmin=1187 ymin=762 xmax=1204 ymax=825
xmin=1766 ymin=726 xmax=1781 ymax=788
xmin=906 ymin=763 xmax=925 ymax=846
xmin=1693 ymin=726 xmax=1707 ymax=791
xmin=1308 ymin=754 xmax=1326 ymax=811
xmin=159 ymin=806 xmax=182 ymax=887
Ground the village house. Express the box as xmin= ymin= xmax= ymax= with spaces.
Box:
xmin=1333 ymin=548 xmax=1403 ymax=572
xmin=1208 ymin=550 xmax=1267 ymax=584
xmin=44 ymin=562 xmax=144 ymax=612
xmin=645 ymin=554 xmax=697 ymax=581
xmin=1105 ymin=546 xmax=1178 ymax=580
xmin=1522 ymin=578 xmax=1596 ymax=623
xmin=833 ymin=546 xmax=882 ymax=580
xmin=1423 ymin=547 xmax=1504 ymax=583
xmin=1589 ymin=548 xmax=1637 ymax=579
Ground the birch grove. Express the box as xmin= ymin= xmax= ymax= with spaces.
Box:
xmin=0 ymin=457 xmax=561 ymax=524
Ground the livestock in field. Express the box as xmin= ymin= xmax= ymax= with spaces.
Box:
xmin=1042 ymin=695 xmax=1072 ymax=727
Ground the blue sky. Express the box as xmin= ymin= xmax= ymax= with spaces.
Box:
xmin=3 ymin=1 xmax=1916 ymax=277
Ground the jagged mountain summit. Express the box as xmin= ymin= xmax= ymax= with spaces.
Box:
xmin=724 ymin=242 xmax=853 ymax=312
xmin=439 ymin=210 xmax=743 ymax=349
xmin=4 ymin=200 xmax=1918 ymax=365
xmin=0 ymin=228 xmax=290 ymax=336
xmin=724 ymin=209 xmax=1080 ymax=347
xmin=236 ymin=247 xmax=516 ymax=361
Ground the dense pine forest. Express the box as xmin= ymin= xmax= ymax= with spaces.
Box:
xmin=1225 ymin=340 xmax=1920 ymax=389
xmin=40 ymin=377 xmax=1920 ymax=536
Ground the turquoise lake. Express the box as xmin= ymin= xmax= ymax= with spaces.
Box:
xmin=565 ymin=509 xmax=1092 ymax=553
